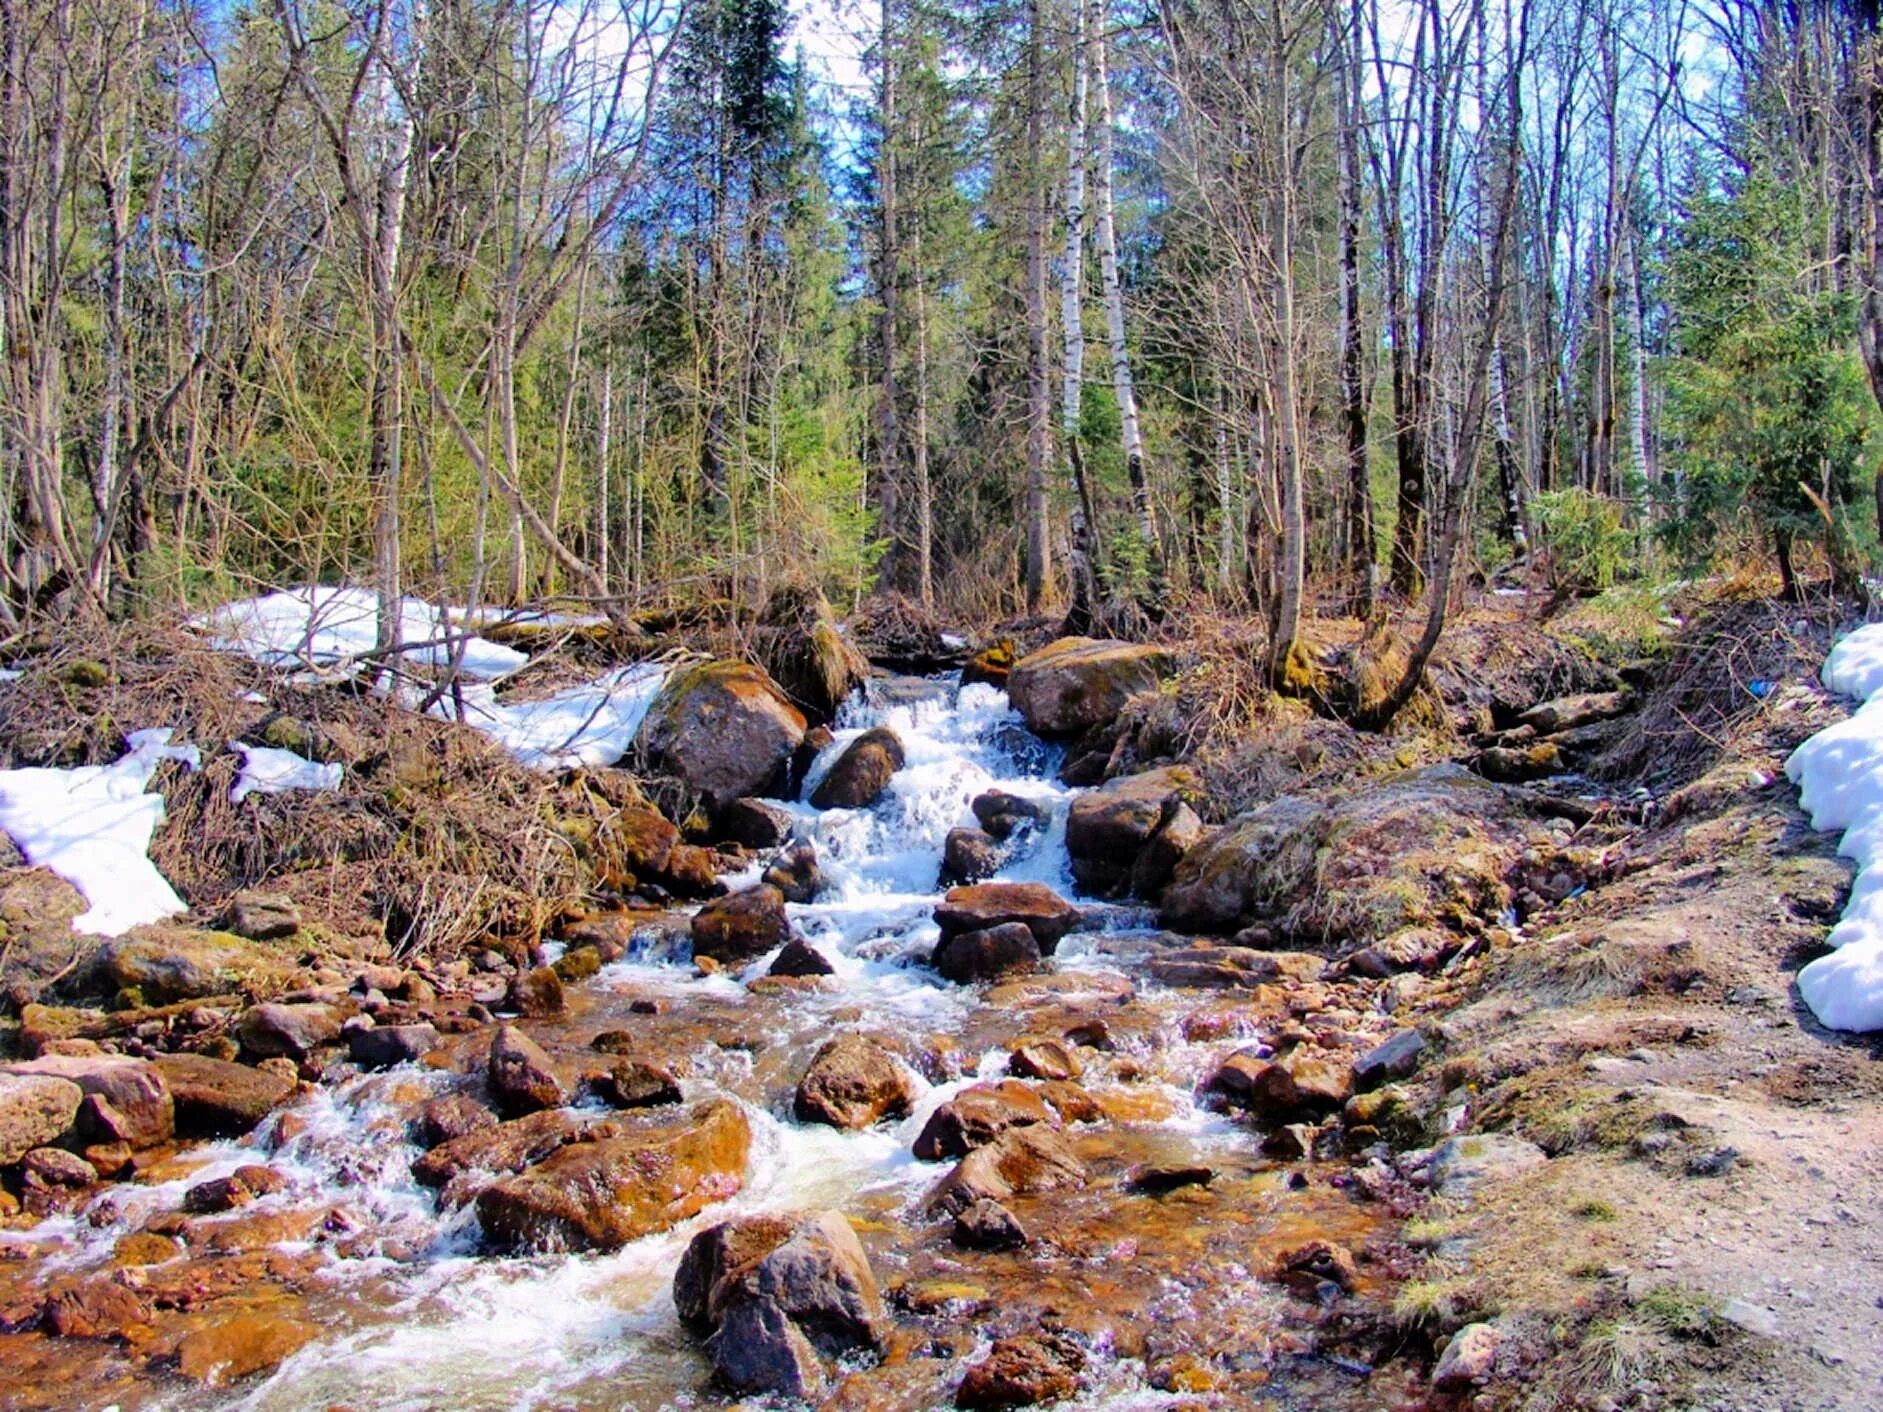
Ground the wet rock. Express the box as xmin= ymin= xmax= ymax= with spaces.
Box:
xmin=43 ymin=1276 xmax=153 ymax=1340
xmin=153 ymin=1054 xmax=295 ymax=1138
xmin=1432 ymin=1321 xmax=1503 ymax=1391
xmin=762 ymin=845 xmax=821 ymax=904
xmin=236 ymin=1002 xmax=343 ymax=1061
xmin=703 ymin=1210 xmax=888 ymax=1399
xmin=413 ymin=1092 xmax=499 ymax=1148
xmin=1353 ymin=1029 xmax=1426 ymax=1090
xmin=673 ymin=1213 xmax=798 ymax=1328
xmin=768 ymin=937 xmax=836 ymax=978
xmin=1006 ymin=637 xmax=1174 ymax=736
xmin=934 ymin=883 xmax=1079 ymax=955
xmin=0 ymin=1072 xmax=83 ymax=1163
xmin=0 ymin=1054 xmax=173 ymax=1149
xmin=182 ymin=1164 xmax=289 ymax=1214
xmin=955 ymin=1330 xmax=1085 ymax=1409
xmin=174 ymin=1309 xmax=319 ymax=1386
xmin=961 ymin=641 xmax=1016 ymax=688
xmin=346 ymin=1022 xmax=440 ymax=1070
xmin=1037 ymin=1080 xmax=1103 ymax=1125
xmin=1159 ymin=765 xmax=1530 ymax=946
xmin=1519 ymin=691 xmax=1629 ymax=735
xmin=1274 ymin=1239 xmax=1358 ymax=1296
xmin=633 ymin=660 xmax=807 ymax=809
xmin=929 ymin=1124 xmax=1086 ymax=1216
xmin=585 ymin=1057 xmax=683 ymax=1110
xmin=1065 ymin=766 xmax=1204 ymax=897
xmin=1147 ymin=945 xmax=1326 ymax=990
xmin=487 ymin=1026 xmax=569 ymax=1116
xmin=933 ymin=923 xmax=1042 ymax=983
xmin=506 ymin=965 xmax=565 ymax=1018
xmin=722 ymin=797 xmax=794 ymax=849
xmin=971 ymin=789 xmax=1049 ymax=841
xmin=914 ymin=1081 xmax=1056 ymax=1160
xmin=692 ymin=884 xmax=791 ymax=965
xmin=20 ymin=1146 xmax=96 ymax=1188
xmin=603 ymin=804 xmax=680 ymax=882
xmin=1128 ymin=1165 xmax=1214 ymax=1196
xmin=97 ymin=928 xmax=299 ymax=1004
xmin=1425 ymin=1134 xmax=1548 ymax=1197
xmin=476 ymin=1098 xmax=751 ymax=1252
xmin=222 ymin=891 xmax=301 ymax=941
xmin=752 ymin=583 xmax=869 ymax=728
xmin=794 ymin=1034 xmax=917 ymax=1130
xmin=941 ymin=828 xmax=1004 ymax=886
xmin=412 ymin=1109 xmax=614 ymax=1190
xmin=952 ymin=1196 xmax=1030 ymax=1249
xmin=1007 ymin=1038 xmax=1081 ymax=1082
xmin=1207 ymin=1050 xmax=1352 ymax=1121
xmin=810 ymin=726 xmax=906 ymax=809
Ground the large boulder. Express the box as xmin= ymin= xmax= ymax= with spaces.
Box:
xmin=934 ymin=883 xmax=1078 ymax=956
xmin=475 ymin=1099 xmax=750 ymax=1252
xmin=0 ymin=1072 xmax=83 ymax=1164
xmin=691 ymin=885 xmax=791 ymax=966
xmin=928 ymin=1124 xmax=1085 ymax=1217
xmin=1159 ymin=765 xmax=1535 ymax=948
xmin=97 ymin=928 xmax=300 ymax=1004
xmin=1065 ymin=766 xmax=1205 ymax=897
xmin=932 ymin=923 xmax=1041 ymax=983
xmin=487 ymin=1026 xmax=569 ymax=1116
xmin=1005 ymin=637 xmax=1174 ymax=736
xmin=794 ymin=1034 xmax=917 ymax=1130
xmin=412 ymin=1109 xmax=616 ymax=1191
xmin=696 ymin=1210 xmax=888 ymax=1400
xmin=914 ymin=1081 xmax=1055 ymax=1161
xmin=152 ymin=1054 xmax=295 ymax=1137
xmin=0 ymin=1054 xmax=172 ymax=1149
xmin=674 ymin=1214 xmax=798 ymax=1328
xmin=236 ymin=1002 xmax=343 ymax=1061
xmin=634 ymin=660 xmax=807 ymax=809
xmin=809 ymin=727 xmax=906 ymax=810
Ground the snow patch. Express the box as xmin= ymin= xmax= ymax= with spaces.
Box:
xmin=230 ymin=743 xmax=344 ymax=804
xmin=0 ymin=729 xmax=199 ymax=936
xmin=201 ymin=587 xmax=526 ymax=680
xmin=1786 ymin=622 xmax=1883 ymax=1030
xmin=432 ymin=662 xmax=669 ymax=770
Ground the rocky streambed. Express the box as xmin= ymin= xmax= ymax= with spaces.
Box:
xmin=0 ymin=646 xmax=1639 ymax=1410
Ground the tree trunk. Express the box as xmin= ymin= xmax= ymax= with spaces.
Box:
xmin=1023 ymin=0 xmax=1051 ymax=612
xmin=876 ymin=0 xmax=902 ymax=592
xmin=1059 ymin=0 xmax=1101 ymax=628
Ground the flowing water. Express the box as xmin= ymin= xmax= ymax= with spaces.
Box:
xmin=0 ymin=675 xmax=1414 ymax=1411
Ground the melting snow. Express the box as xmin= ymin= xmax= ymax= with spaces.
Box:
xmin=432 ymin=662 xmax=670 ymax=770
xmin=0 ymin=729 xmax=199 ymax=936
xmin=1786 ymin=622 xmax=1883 ymax=1030
xmin=201 ymin=586 xmax=526 ymax=680
xmin=230 ymin=742 xmax=344 ymax=804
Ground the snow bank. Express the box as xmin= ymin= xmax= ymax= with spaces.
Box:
xmin=434 ymin=662 xmax=669 ymax=770
xmin=201 ymin=587 xmax=525 ymax=680
xmin=1786 ymin=622 xmax=1883 ymax=1031
xmin=230 ymin=743 xmax=344 ymax=804
xmin=0 ymin=729 xmax=199 ymax=936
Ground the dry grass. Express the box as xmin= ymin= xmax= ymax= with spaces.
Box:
xmin=0 ymin=615 xmax=632 ymax=961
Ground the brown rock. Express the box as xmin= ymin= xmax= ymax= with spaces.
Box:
xmin=934 ymin=883 xmax=1078 ymax=954
xmin=673 ymin=1213 xmax=797 ymax=1328
xmin=1006 ymin=637 xmax=1174 ymax=736
xmin=153 ymin=1054 xmax=295 ymax=1138
xmin=794 ymin=1034 xmax=916 ymax=1130
xmin=961 ymin=641 xmax=1016 ymax=689
xmin=691 ymin=884 xmax=791 ymax=965
xmin=956 ymin=1331 xmax=1085 ymax=1408
xmin=96 ymin=928 xmax=300 ymax=1004
xmin=1147 ymin=946 xmax=1327 ymax=990
xmin=1519 ymin=690 xmax=1629 ymax=734
xmin=634 ymin=660 xmax=808 ymax=809
xmin=20 ymin=1146 xmax=96 ymax=1188
xmin=174 ymin=1309 xmax=320 ymax=1385
xmin=412 ymin=1109 xmax=614 ymax=1191
xmin=44 ymin=1277 xmax=153 ymax=1341
xmin=0 ymin=1071 xmax=83 ymax=1164
xmin=346 ymin=1022 xmax=441 ymax=1069
xmin=914 ymin=1081 xmax=1055 ymax=1160
xmin=585 ymin=1057 xmax=683 ymax=1110
xmin=721 ymin=797 xmax=794 ymax=849
xmin=476 ymin=1099 xmax=750 ymax=1252
xmin=971 ymin=789 xmax=1049 ymax=840
xmin=762 ymin=844 xmax=821 ymax=903
xmin=1007 ymin=1038 xmax=1081 ymax=1082
xmin=768 ymin=938 xmax=836 ymax=978
xmin=809 ymin=727 xmax=906 ymax=809
xmin=933 ymin=923 xmax=1041 ymax=983
xmin=413 ymin=1093 xmax=499 ymax=1148
xmin=1065 ymin=766 xmax=1203 ymax=896
xmin=941 ymin=828 xmax=1003 ymax=886
xmin=506 ymin=965 xmax=565 ymax=1018
xmin=0 ymin=1053 xmax=173 ymax=1149
xmin=223 ymin=891 xmax=301 ymax=941
xmin=183 ymin=1165 xmax=289 ymax=1214
xmin=236 ymin=1002 xmax=342 ymax=1061
xmin=487 ymin=1025 xmax=569 ymax=1116
xmin=928 ymin=1125 xmax=1085 ymax=1216
xmin=952 ymin=1197 xmax=1029 ymax=1250
xmin=1274 ymin=1239 xmax=1358 ymax=1295
xmin=1208 ymin=1051 xmax=1352 ymax=1120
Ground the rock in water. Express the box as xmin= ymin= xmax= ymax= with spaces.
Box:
xmin=768 ymin=938 xmax=836 ymax=978
xmin=476 ymin=1099 xmax=750 ymax=1252
xmin=585 ymin=1058 xmax=682 ymax=1110
xmin=721 ymin=797 xmax=794 ymax=848
xmin=0 ymin=1073 xmax=83 ymax=1164
xmin=932 ymin=923 xmax=1042 ymax=983
xmin=347 ymin=1023 xmax=440 ymax=1070
xmin=762 ymin=845 xmax=821 ymax=903
xmin=487 ymin=1025 xmax=568 ymax=1116
xmin=914 ymin=1081 xmax=1056 ymax=1160
xmin=934 ymin=883 xmax=1079 ymax=955
xmin=633 ymin=660 xmax=808 ymax=809
xmin=153 ymin=1054 xmax=294 ymax=1137
xmin=1207 ymin=1050 xmax=1352 ymax=1121
xmin=0 ymin=1054 xmax=173 ymax=1150
xmin=691 ymin=884 xmax=791 ymax=965
xmin=673 ymin=1214 xmax=797 ymax=1328
xmin=1065 ymin=766 xmax=1204 ymax=897
xmin=809 ymin=726 xmax=906 ymax=809
xmin=793 ymin=1034 xmax=916 ymax=1130
xmin=970 ymin=789 xmax=1049 ymax=841
xmin=1005 ymin=637 xmax=1174 ymax=736
xmin=952 ymin=1197 xmax=1029 ymax=1250
xmin=928 ymin=1125 xmax=1086 ymax=1216
xmin=506 ymin=965 xmax=565 ymax=1018
xmin=694 ymin=1210 xmax=888 ymax=1400
xmin=955 ymin=1331 xmax=1085 ymax=1408
xmin=941 ymin=827 xmax=1003 ymax=886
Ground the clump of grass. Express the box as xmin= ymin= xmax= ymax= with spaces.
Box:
xmin=1636 ymin=1284 xmax=1722 ymax=1340
xmin=1572 ymin=1198 xmax=1618 ymax=1222
xmin=1393 ymin=1275 xmax=1495 ymax=1333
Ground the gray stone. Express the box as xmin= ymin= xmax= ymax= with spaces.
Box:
xmin=1426 ymin=1134 xmax=1547 ymax=1198
xmin=1353 ymin=1029 xmax=1426 ymax=1090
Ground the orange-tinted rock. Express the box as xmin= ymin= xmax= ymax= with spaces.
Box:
xmin=0 ymin=1054 xmax=172 ymax=1150
xmin=934 ymin=884 xmax=1078 ymax=955
xmin=691 ymin=885 xmax=791 ymax=965
xmin=927 ymin=1124 xmax=1084 ymax=1216
xmin=794 ymin=1034 xmax=916 ymax=1130
xmin=487 ymin=1026 xmax=568 ymax=1116
xmin=634 ymin=660 xmax=807 ymax=809
xmin=1006 ymin=638 xmax=1173 ymax=735
xmin=809 ymin=727 xmax=906 ymax=809
xmin=913 ymin=1081 xmax=1055 ymax=1161
xmin=955 ymin=1330 xmax=1085 ymax=1408
xmin=152 ymin=1054 xmax=294 ymax=1138
xmin=174 ymin=1308 xmax=320 ymax=1385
